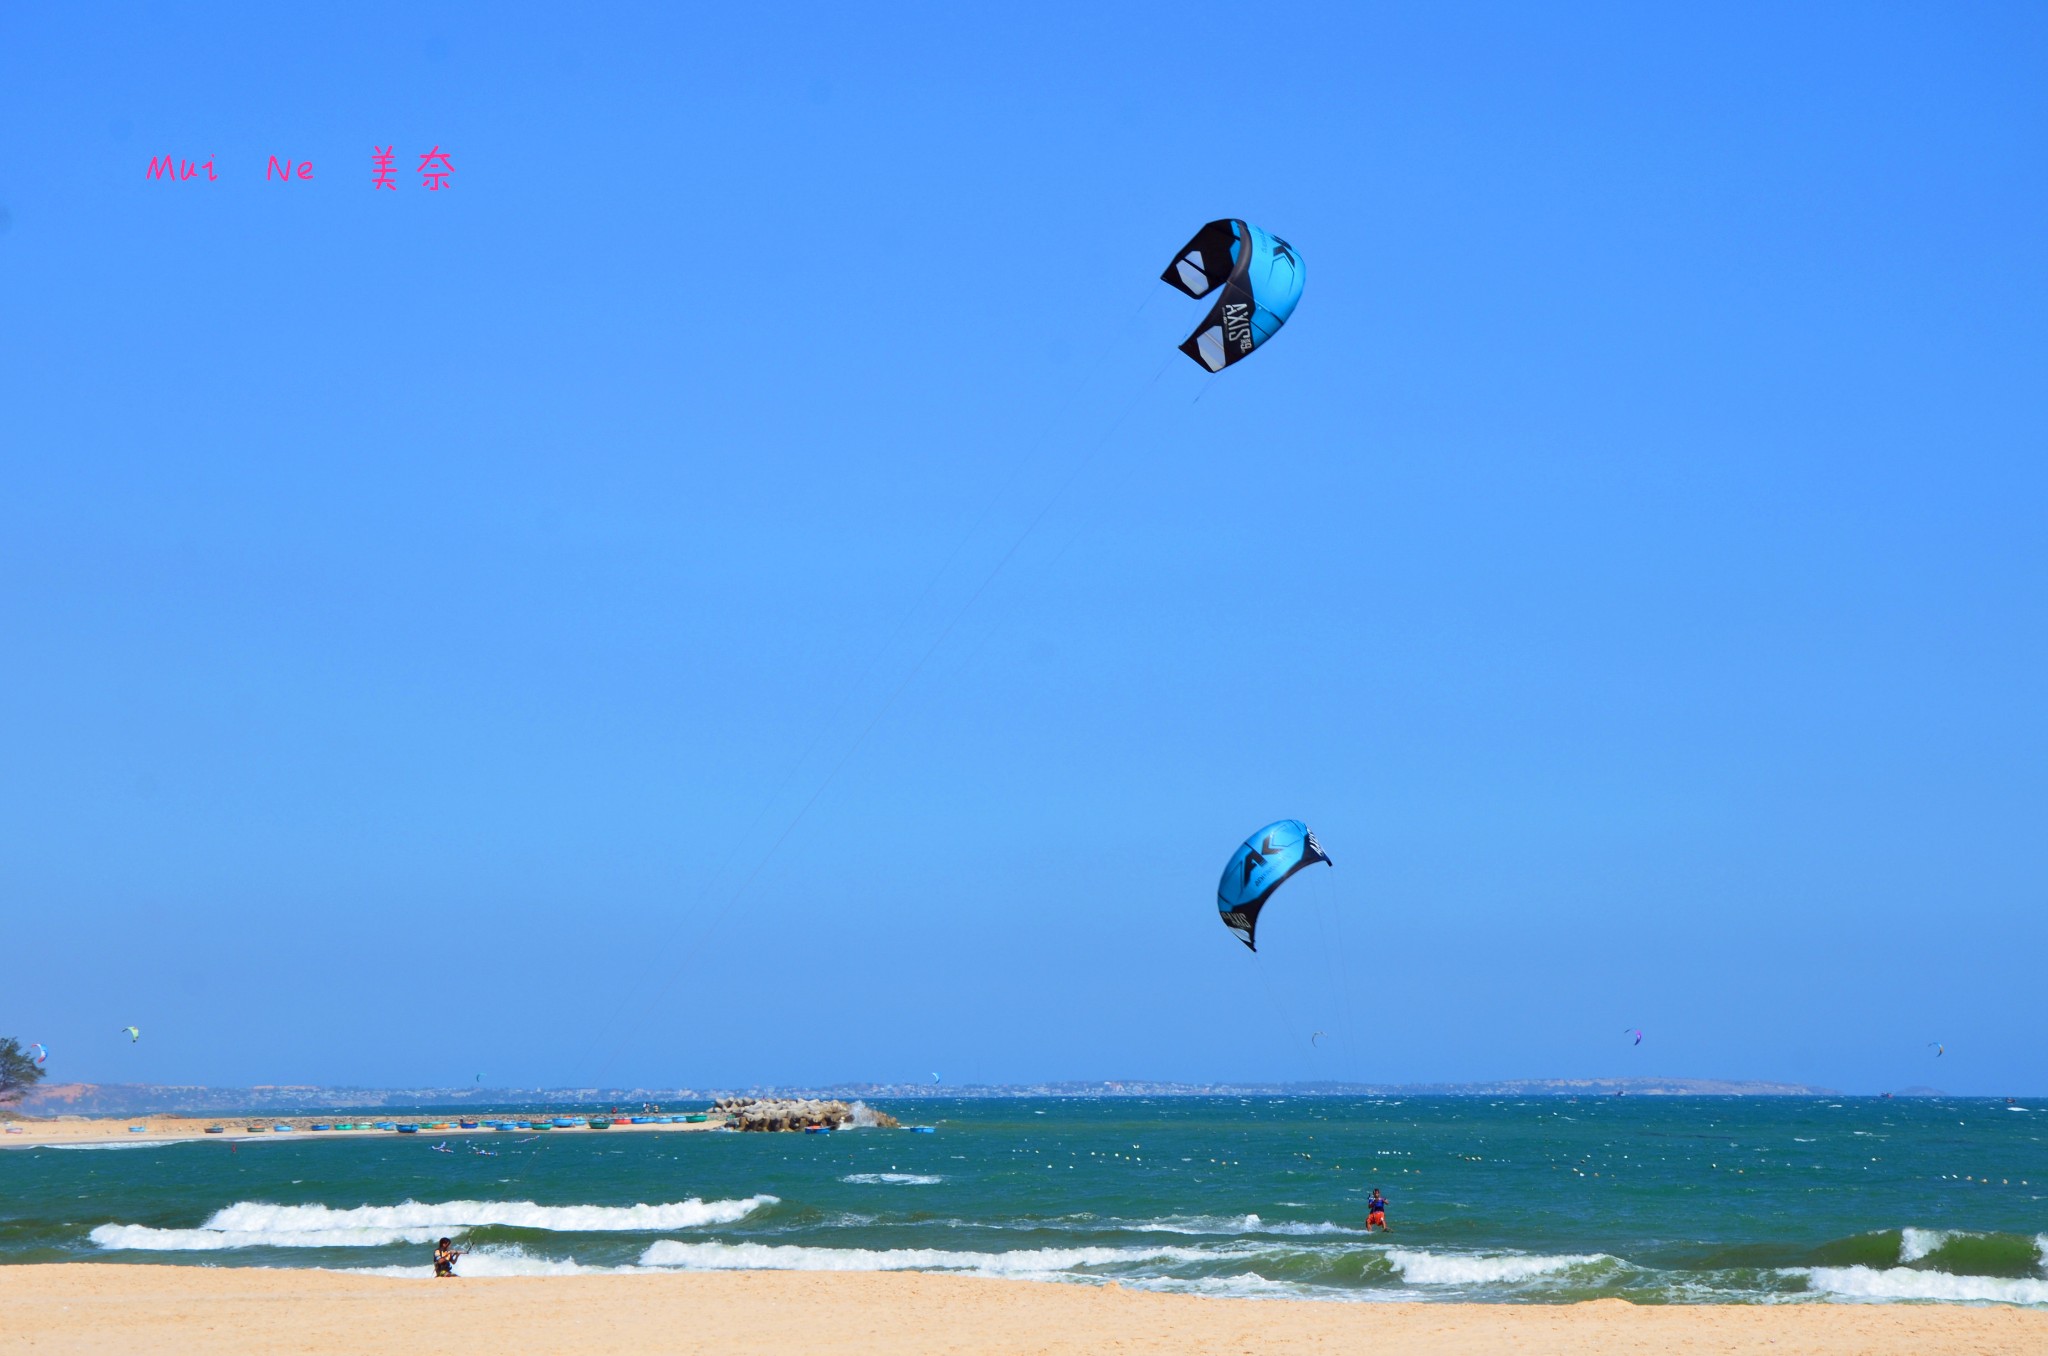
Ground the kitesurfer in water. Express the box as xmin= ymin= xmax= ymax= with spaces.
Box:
xmin=1365 ymin=1188 xmax=1390 ymax=1233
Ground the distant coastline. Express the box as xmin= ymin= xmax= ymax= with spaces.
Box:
xmin=7 ymin=1076 xmax=1868 ymax=1117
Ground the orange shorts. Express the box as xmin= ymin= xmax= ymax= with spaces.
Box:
xmin=1367 ymin=1210 xmax=1385 ymax=1226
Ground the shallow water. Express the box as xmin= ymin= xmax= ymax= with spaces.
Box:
xmin=4 ymin=1097 xmax=2043 ymax=1303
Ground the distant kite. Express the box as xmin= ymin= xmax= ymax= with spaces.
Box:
xmin=27 ymin=1043 xmax=47 ymax=1066
xmin=1625 ymin=1028 xmax=1643 ymax=1046
xmin=931 ymin=1072 xmax=942 ymax=1086
xmin=1929 ymin=1042 xmax=1945 ymax=1058
xmin=1311 ymin=1031 xmax=1326 ymax=1047
xmin=120 ymin=1026 xmax=140 ymax=1043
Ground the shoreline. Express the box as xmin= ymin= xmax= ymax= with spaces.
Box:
xmin=4 ymin=1265 xmax=2044 ymax=1355
xmin=0 ymin=1112 xmax=725 ymax=1147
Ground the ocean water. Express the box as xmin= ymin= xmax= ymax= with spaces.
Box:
xmin=5 ymin=1097 xmax=2045 ymax=1304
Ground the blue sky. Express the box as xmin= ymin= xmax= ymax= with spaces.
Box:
xmin=3 ymin=4 xmax=2043 ymax=1095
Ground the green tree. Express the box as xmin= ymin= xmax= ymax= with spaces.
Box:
xmin=1 ymin=1037 xmax=47 ymax=1105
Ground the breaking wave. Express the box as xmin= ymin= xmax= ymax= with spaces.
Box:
xmin=844 ymin=1102 xmax=890 ymax=1129
xmin=1898 ymin=1228 xmax=1954 ymax=1263
xmin=93 ymin=1223 xmax=441 ymax=1251
xmin=90 ymin=1196 xmax=777 ymax=1250
xmin=1128 ymin=1213 xmax=1363 ymax=1237
xmin=1385 ymin=1248 xmax=1615 ymax=1286
xmin=841 ymin=1173 xmax=942 ymax=1185
xmin=1799 ymin=1266 xmax=2048 ymax=1305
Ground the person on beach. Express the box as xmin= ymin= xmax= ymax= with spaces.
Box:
xmin=1365 ymin=1189 xmax=1389 ymax=1233
xmin=434 ymin=1237 xmax=462 ymax=1278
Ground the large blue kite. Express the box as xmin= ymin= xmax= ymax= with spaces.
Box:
xmin=1161 ymin=220 xmax=1304 ymax=372
xmin=1216 ymin=819 xmax=1331 ymax=951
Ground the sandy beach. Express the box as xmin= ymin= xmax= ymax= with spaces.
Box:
xmin=0 ymin=1113 xmax=722 ymax=1147
xmin=4 ymin=1264 xmax=2043 ymax=1355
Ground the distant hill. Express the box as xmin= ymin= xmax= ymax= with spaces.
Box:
xmin=13 ymin=1076 xmax=1842 ymax=1116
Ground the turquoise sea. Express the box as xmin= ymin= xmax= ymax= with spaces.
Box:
xmin=5 ymin=1097 xmax=2044 ymax=1303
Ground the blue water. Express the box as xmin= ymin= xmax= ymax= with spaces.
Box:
xmin=5 ymin=1097 xmax=2044 ymax=1303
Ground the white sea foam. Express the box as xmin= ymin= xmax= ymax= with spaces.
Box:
xmin=92 ymin=1224 xmax=442 ymax=1251
xmin=203 ymin=1196 xmax=776 ymax=1234
xmin=843 ymin=1102 xmax=890 ymax=1129
xmin=38 ymin=1142 xmax=173 ymax=1152
xmin=1385 ymin=1248 xmax=1609 ymax=1286
xmin=355 ymin=1246 xmax=640 ymax=1278
xmin=1799 ymin=1266 xmax=2048 ymax=1305
xmin=640 ymin=1239 xmax=1235 ymax=1277
xmin=1128 ymin=1214 xmax=1363 ymax=1237
xmin=841 ymin=1173 xmax=942 ymax=1185
xmin=1898 ymin=1228 xmax=1954 ymax=1263
xmin=89 ymin=1196 xmax=775 ymax=1251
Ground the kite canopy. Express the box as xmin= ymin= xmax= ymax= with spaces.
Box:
xmin=27 ymin=1043 xmax=47 ymax=1066
xmin=1161 ymin=219 xmax=1304 ymax=372
xmin=1216 ymin=819 xmax=1331 ymax=951
xmin=121 ymin=1026 xmax=140 ymax=1043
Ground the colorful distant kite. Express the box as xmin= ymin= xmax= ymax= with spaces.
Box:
xmin=1161 ymin=220 xmax=1304 ymax=372
xmin=120 ymin=1026 xmax=140 ymax=1043
xmin=1625 ymin=1028 xmax=1643 ymax=1046
xmin=27 ymin=1043 xmax=47 ymax=1067
xmin=1216 ymin=820 xmax=1331 ymax=952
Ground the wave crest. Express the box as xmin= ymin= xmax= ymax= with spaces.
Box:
xmin=841 ymin=1174 xmax=942 ymax=1185
xmin=91 ymin=1196 xmax=777 ymax=1250
xmin=92 ymin=1223 xmax=440 ymax=1251
xmin=1386 ymin=1249 xmax=1613 ymax=1286
xmin=206 ymin=1196 xmax=776 ymax=1234
xmin=1801 ymin=1266 xmax=2048 ymax=1305
xmin=1898 ymin=1228 xmax=1953 ymax=1263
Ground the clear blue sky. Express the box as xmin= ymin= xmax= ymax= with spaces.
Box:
xmin=3 ymin=4 xmax=2043 ymax=1096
